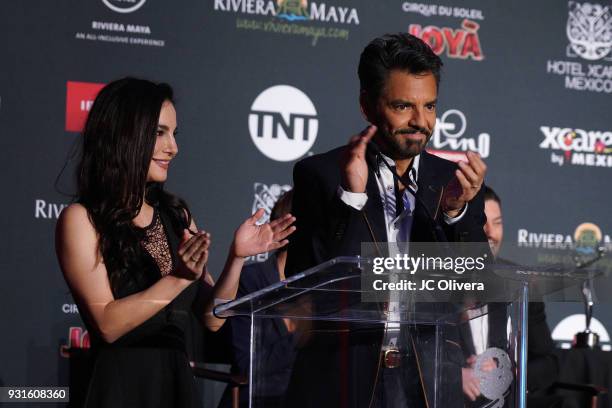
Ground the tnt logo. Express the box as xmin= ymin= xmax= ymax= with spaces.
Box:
xmin=65 ymin=81 xmax=105 ymax=132
xmin=248 ymin=85 xmax=318 ymax=162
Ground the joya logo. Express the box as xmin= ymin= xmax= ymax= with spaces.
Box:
xmin=428 ymin=109 xmax=490 ymax=160
xmin=409 ymin=19 xmax=484 ymax=61
xmin=248 ymin=85 xmax=318 ymax=162
xmin=102 ymin=0 xmax=147 ymax=14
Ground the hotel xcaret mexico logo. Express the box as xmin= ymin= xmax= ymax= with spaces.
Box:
xmin=213 ymin=0 xmax=359 ymax=46
xmin=546 ymin=2 xmax=612 ymax=93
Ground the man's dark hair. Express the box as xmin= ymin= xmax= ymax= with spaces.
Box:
xmin=483 ymin=185 xmax=501 ymax=207
xmin=270 ymin=190 xmax=293 ymax=222
xmin=358 ymin=33 xmax=443 ymax=104
xmin=270 ymin=190 xmax=293 ymax=253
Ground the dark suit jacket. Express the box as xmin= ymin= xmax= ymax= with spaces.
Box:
xmin=286 ymin=147 xmax=489 ymax=277
xmin=283 ymin=146 xmax=489 ymax=407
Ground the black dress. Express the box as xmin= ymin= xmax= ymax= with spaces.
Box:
xmin=82 ymin=206 xmax=202 ymax=408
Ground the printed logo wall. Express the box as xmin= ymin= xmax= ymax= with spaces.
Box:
xmin=546 ymin=1 xmax=612 ymax=94
xmin=4 ymin=1 xmax=612 ymax=400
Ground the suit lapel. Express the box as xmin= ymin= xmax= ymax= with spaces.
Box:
xmin=411 ymin=151 xmax=445 ymax=241
xmin=362 ymin=148 xmax=387 ymax=246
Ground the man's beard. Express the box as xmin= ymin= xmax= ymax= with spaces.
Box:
xmin=378 ymin=126 xmax=432 ymax=160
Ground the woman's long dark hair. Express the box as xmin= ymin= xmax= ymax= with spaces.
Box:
xmin=76 ymin=77 xmax=191 ymax=294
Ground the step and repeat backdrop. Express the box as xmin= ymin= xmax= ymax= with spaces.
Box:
xmin=1 ymin=0 xmax=611 ymax=404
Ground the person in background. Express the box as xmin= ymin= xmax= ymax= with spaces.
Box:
xmin=219 ymin=190 xmax=297 ymax=408
xmin=55 ymin=77 xmax=295 ymax=408
xmin=482 ymin=186 xmax=559 ymax=400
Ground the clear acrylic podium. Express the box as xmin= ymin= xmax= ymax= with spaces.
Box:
xmin=215 ymin=255 xmax=593 ymax=408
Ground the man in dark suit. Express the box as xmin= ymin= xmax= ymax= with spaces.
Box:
xmin=481 ymin=186 xmax=559 ymax=402
xmin=285 ymin=33 xmax=490 ymax=407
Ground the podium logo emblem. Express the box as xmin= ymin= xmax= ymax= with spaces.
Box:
xmin=248 ymin=85 xmax=318 ymax=162
xmin=567 ymin=2 xmax=612 ymax=61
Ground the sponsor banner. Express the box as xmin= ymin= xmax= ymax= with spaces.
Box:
xmin=401 ymin=2 xmax=485 ymax=61
xmin=213 ymin=0 xmax=360 ymax=46
xmin=539 ymin=125 xmax=612 ymax=168
xmin=248 ymin=85 xmax=318 ymax=162
xmin=427 ymin=108 xmax=490 ymax=161
xmin=545 ymin=2 xmax=612 ymax=93
xmin=65 ymin=81 xmax=105 ymax=132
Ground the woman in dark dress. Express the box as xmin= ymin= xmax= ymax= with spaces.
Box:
xmin=55 ymin=78 xmax=295 ymax=408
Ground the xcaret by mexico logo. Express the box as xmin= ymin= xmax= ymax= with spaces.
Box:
xmin=65 ymin=81 xmax=105 ymax=132
xmin=248 ymin=85 xmax=318 ymax=162
xmin=426 ymin=109 xmax=490 ymax=162
xmin=213 ymin=0 xmax=359 ymax=45
xmin=539 ymin=125 xmax=612 ymax=167
xmin=546 ymin=2 xmax=612 ymax=93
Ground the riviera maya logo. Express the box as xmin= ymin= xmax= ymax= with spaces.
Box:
xmin=574 ymin=222 xmax=603 ymax=255
xmin=277 ymin=0 xmax=309 ymax=21
xmin=518 ymin=222 xmax=610 ymax=252
xmin=567 ymin=2 xmax=612 ymax=61
xmin=213 ymin=0 xmax=359 ymax=45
